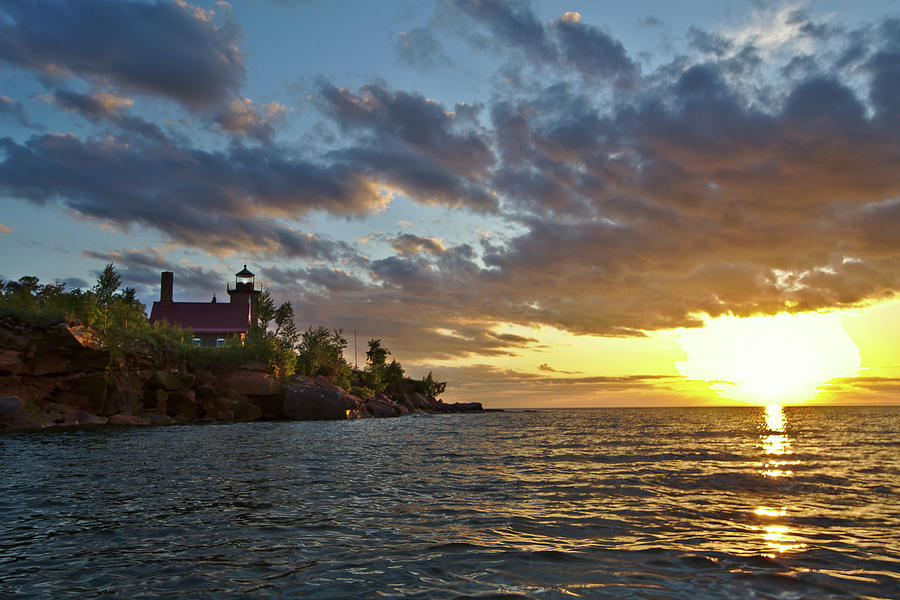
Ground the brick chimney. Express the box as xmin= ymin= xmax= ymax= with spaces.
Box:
xmin=160 ymin=271 xmax=174 ymax=304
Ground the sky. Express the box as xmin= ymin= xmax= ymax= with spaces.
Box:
xmin=1 ymin=0 xmax=899 ymax=408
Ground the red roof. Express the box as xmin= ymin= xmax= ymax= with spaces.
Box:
xmin=149 ymin=301 xmax=250 ymax=334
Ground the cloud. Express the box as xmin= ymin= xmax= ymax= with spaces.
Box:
xmin=538 ymin=363 xmax=581 ymax=374
xmin=0 ymin=0 xmax=243 ymax=109
xmin=213 ymin=97 xmax=285 ymax=142
xmin=391 ymin=233 xmax=446 ymax=256
xmin=0 ymin=95 xmax=39 ymax=128
xmin=4 ymin=2 xmax=900 ymax=372
xmin=451 ymin=0 xmax=638 ymax=85
xmin=0 ymin=132 xmax=385 ymax=258
xmin=82 ymin=247 xmax=228 ymax=301
xmin=52 ymin=89 xmax=134 ymax=118
xmin=47 ymin=88 xmax=170 ymax=142
xmin=314 ymin=81 xmax=498 ymax=211
xmin=402 ymin=363 xmax=686 ymax=404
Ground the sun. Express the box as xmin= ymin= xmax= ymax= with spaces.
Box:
xmin=676 ymin=312 xmax=861 ymax=404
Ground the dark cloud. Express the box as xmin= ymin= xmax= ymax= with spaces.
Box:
xmin=315 ymin=82 xmax=498 ymax=211
xmin=0 ymin=0 xmax=243 ymax=109
xmin=452 ymin=1 xmax=637 ymax=85
xmin=0 ymin=132 xmax=381 ymax=259
xmin=50 ymin=89 xmax=170 ymax=142
xmin=453 ymin=0 xmax=554 ymax=63
xmin=551 ymin=17 xmax=639 ymax=86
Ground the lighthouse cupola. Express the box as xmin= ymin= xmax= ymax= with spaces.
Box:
xmin=227 ymin=264 xmax=262 ymax=331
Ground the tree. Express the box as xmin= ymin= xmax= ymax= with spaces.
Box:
xmin=296 ymin=326 xmax=350 ymax=385
xmin=89 ymin=264 xmax=121 ymax=337
xmin=417 ymin=371 xmax=447 ymax=398
xmin=273 ymin=301 xmax=299 ymax=347
xmin=365 ymin=338 xmax=389 ymax=371
xmin=256 ymin=289 xmax=275 ymax=332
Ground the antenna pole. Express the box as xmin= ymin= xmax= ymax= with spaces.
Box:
xmin=354 ymin=328 xmax=358 ymax=369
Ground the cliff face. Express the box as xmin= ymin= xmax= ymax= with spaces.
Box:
xmin=0 ymin=313 xmax=482 ymax=433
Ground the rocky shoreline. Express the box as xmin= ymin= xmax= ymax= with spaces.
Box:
xmin=0 ymin=313 xmax=484 ymax=433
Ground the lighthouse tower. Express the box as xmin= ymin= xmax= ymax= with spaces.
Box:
xmin=227 ymin=265 xmax=262 ymax=331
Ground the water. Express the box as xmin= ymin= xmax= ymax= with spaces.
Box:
xmin=1 ymin=406 xmax=898 ymax=599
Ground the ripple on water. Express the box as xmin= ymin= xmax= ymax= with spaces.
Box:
xmin=1 ymin=406 xmax=898 ymax=599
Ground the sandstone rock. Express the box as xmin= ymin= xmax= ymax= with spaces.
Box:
xmin=194 ymin=383 xmax=217 ymax=400
xmin=30 ymin=322 xmax=109 ymax=376
xmin=232 ymin=398 xmax=263 ymax=422
xmin=0 ymin=395 xmax=23 ymax=416
xmin=217 ymin=370 xmax=278 ymax=396
xmin=311 ymin=375 xmax=346 ymax=395
xmin=41 ymin=402 xmax=108 ymax=426
xmin=50 ymin=372 xmax=109 ymax=412
xmin=245 ymin=394 xmax=283 ymax=420
xmin=149 ymin=370 xmax=194 ymax=391
xmin=0 ymin=349 xmax=27 ymax=375
xmin=141 ymin=412 xmax=177 ymax=425
xmin=0 ymin=375 xmax=60 ymax=406
xmin=0 ymin=396 xmax=44 ymax=431
xmin=144 ymin=389 xmax=169 ymax=413
xmin=204 ymin=397 xmax=262 ymax=422
xmin=166 ymin=390 xmax=197 ymax=421
xmin=402 ymin=391 xmax=433 ymax=410
xmin=108 ymin=414 xmax=152 ymax=426
xmin=103 ymin=389 xmax=144 ymax=416
xmin=283 ymin=379 xmax=355 ymax=420
xmin=365 ymin=398 xmax=402 ymax=418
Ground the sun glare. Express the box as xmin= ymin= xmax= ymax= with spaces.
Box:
xmin=676 ymin=312 xmax=861 ymax=404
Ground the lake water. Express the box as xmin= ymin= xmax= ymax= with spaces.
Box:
xmin=2 ymin=406 xmax=898 ymax=599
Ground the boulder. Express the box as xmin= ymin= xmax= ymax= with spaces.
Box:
xmin=0 ymin=349 xmax=27 ymax=376
xmin=0 ymin=375 xmax=61 ymax=406
xmin=194 ymin=383 xmax=217 ymax=400
xmin=283 ymin=378 xmax=355 ymax=420
xmin=402 ymin=391 xmax=433 ymax=410
xmin=203 ymin=396 xmax=263 ymax=422
xmin=364 ymin=398 xmax=402 ymax=418
xmin=41 ymin=402 xmax=108 ymax=426
xmin=30 ymin=322 xmax=109 ymax=376
xmin=166 ymin=390 xmax=197 ymax=421
xmin=148 ymin=370 xmax=194 ymax=391
xmin=141 ymin=412 xmax=177 ymax=425
xmin=103 ymin=389 xmax=144 ymax=416
xmin=0 ymin=395 xmax=23 ymax=417
xmin=108 ymin=414 xmax=152 ymax=426
xmin=50 ymin=372 xmax=109 ymax=412
xmin=216 ymin=370 xmax=278 ymax=396
xmin=0 ymin=396 xmax=43 ymax=431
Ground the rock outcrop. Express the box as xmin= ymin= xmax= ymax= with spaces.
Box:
xmin=0 ymin=312 xmax=484 ymax=431
xmin=282 ymin=376 xmax=483 ymax=422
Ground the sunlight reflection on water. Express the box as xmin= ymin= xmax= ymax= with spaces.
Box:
xmin=754 ymin=403 xmax=807 ymax=556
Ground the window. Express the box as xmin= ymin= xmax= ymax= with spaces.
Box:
xmin=192 ymin=338 xmax=202 ymax=347
xmin=216 ymin=338 xmax=226 ymax=348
